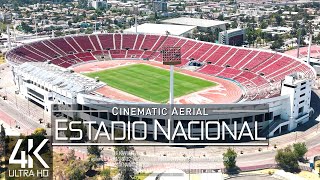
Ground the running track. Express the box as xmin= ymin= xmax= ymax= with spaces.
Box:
xmin=72 ymin=60 xmax=243 ymax=104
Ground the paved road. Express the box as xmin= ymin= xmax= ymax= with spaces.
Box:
xmin=229 ymin=175 xmax=278 ymax=180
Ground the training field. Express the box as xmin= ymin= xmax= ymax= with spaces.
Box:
xmin=85 ymin=64 xmax=217 ymax=103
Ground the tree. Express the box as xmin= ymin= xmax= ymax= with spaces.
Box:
xmin=314 ymin=33 xmax=320 ymax=44
xmin=217 ymin=14 xmax=224 ymax=21
xmin=260 ymin=21 xmax=268 ymax=29
xmin=33 ymin=128 xmax=46 ymax=136
xmin=114 ymin=129 xmax=138 ymax=180
xmin=78 ymin=0 xmax=88 ymax=9
xmin=223 ymin=148 xmax=237 ymax=171
xmin=214 ymin=28 xmax=222 ymax=42
xmin=21 ymin=128 xmax=50 ymax=154
xmin=114 ymin=145 xmax=137 ymax=180
xmin=19 ymin=22 xmax=33 ymax=33
xmin=255 ymin=28 xmax=263 ymax=46
xmin=0 ymin=22 xmax=7 ymax=33
xmin=95 ymin=9 xmax=103 ymax=16
xmin=231 ymin=21 xmax=238 ymax=28
xmin=256 ymin=37 xmax=262 ymax=46
xmin=275 ymin=14 xmax=284 ymax=26
xmin=68 ymin=21 xmax=72 ymax=27
xmin=275 ymin=146 xmax=299 ymax=172
xmin=0 ymin=124 xmax=5 ymax=157
xmin=66 ymin=149 xmax=77 ymax=162
xmin=87 ymin=145 xmax=102 ymax=158
xmin=192 ymin=29 xmax=199 ymax=39
xmin=84 ymin=28 xmax=93 ymax=34
xmin=300 ymin=27 xmax=307 ymax=37
xmin=270 ymin=36 xmax=284 ymax=50
xmin=84 ymin=155 xmax=98 ymax=171
xmin=67 ymin=162 xmax=86 ymax=180
xmin=293 ymin=142 xmax=307 ymax=161
xmin=246 ymin=28 xmax=257 ymax=47
xmin=100 ymin=168 xmax=112 ymax=180
xmin=0 ymin=124 xmax=5 ymax=138
xmin=54 ymin=31 xmax=64 ymax=37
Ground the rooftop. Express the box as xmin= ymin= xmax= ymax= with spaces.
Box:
xmin=221 ymin=28 xmax=244 ymax=34
xmin=16 ymin=62 xmax=105 ymax=94
xmin=123 ymin=23 xmax=196 ymax=36
xmin=161 ymin=17 xmax=228 ymax=28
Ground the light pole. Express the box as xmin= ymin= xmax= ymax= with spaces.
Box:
xmin=7 ymin=25 xmax=11 ymax=50
xmin=295 ymin=123 xmax=301 ymax=142
xmin=316 ymin=115 xmax=320 ymax=133
xmin=160 ymin=47 xmax=181 ymax=143
xmin=188 ymin=157 xmax=192 ymax=180
xmin=307 ymin=33 xmax=312 ymax=65
xmin=132 ymin=4 xmax=139 ymax=33
xmin=297 ymin=28 xmax=301 ymax=58
xmin=297 ymin=19 xmax=304 ymax=58
xmin=15 ymin=92 xmax=18 ymax=108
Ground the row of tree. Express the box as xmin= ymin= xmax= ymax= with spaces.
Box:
xmin=60 ymin=121 xmax=138 ymax=180
xmin=275 ymin=142 xmax=308 ymax=172
xmin=62 ymin=145 xmax=113 ymax=180
xmin=222 ymin=142 xmax=311 ymax=174
xmin=0 ymin=124 xmax=5 ymax=178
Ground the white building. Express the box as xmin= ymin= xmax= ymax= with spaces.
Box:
xmin=88 ymin=0 xmax=107 ymax=9
xmin=262 ymin=26 xmax=292 ymax=36
xmin=277 ymin=73 xmax=313 ymax=135
xmin=161 ymin=17 xmax=228 ymax=32
xmin=153 ymin=0 xmax=167 ymax=12
xmin=219 ymin=28 xmax=245 ymax=46
xmin=13 ymin=62 xmax=105 ymax=112
xmin=0 ymin=11 xmax=11 ymax=22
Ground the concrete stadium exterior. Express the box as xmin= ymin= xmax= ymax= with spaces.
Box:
xmin=5 ymin=33 xmax=316 ymax=139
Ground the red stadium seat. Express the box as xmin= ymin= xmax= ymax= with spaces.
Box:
xmin=7 ymin=33 xmax=315 ymax=101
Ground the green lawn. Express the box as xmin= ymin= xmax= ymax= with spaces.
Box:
xmin=135 ymin=172 xmax=152 ymax=180
xmin=85 ymin=64 xmax=217 ymax=103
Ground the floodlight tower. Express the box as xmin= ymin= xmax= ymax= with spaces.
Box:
xmin=133 ymin=5 xmax=139 ymax=33
xmin=7 ymin=25 xmax=11 ymax=50
xmin=13 ymin=20 xmax=17 ymax=42
xmin=297 ymin=18 xmax=304 ymax=58
xmin=297 ymin=30 xmax=301 ymax=58
xmin=307 ymin=33 xmax=312 ymax=65
xmin=34 ymin=16 xmax=38 ymax=38
xmin=161 ymin=46 xmax=181 ymax=143
xmin=135 ymin=15 xmax=138 ymax=33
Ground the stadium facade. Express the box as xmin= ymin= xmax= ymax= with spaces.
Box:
xmin=218 ymin=28 xmax=245 ymax=46
xmin=6 ymin=33 xmax=316 ymax=138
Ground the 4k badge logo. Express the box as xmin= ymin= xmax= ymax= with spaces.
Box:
xmin=9 ymin=139 xmax=49 ymax=168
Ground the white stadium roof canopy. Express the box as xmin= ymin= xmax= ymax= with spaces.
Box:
xmin=161 ymin=17 xmax=228 ymax=28
xmin=123 ymin=23 xmax=196 ymax=36
xmin=16 ymin=62 xmax=105 ymax=94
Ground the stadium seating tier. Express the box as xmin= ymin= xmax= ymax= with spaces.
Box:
xmin=6 ymin=34 xmax=315 ymax=101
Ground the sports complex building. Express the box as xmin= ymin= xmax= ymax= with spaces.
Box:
xmin=5 ymin=33 xmax=316 ymax=139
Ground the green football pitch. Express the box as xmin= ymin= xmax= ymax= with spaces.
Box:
xmin=85 ymin=64 xmax=217 ymax=103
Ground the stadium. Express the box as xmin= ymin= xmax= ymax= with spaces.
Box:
xmin=5 ymin=33 xmax=316 ymax=139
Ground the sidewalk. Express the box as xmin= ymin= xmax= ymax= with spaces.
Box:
xmin=0 ymin=119 xmax=19 ymax=136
